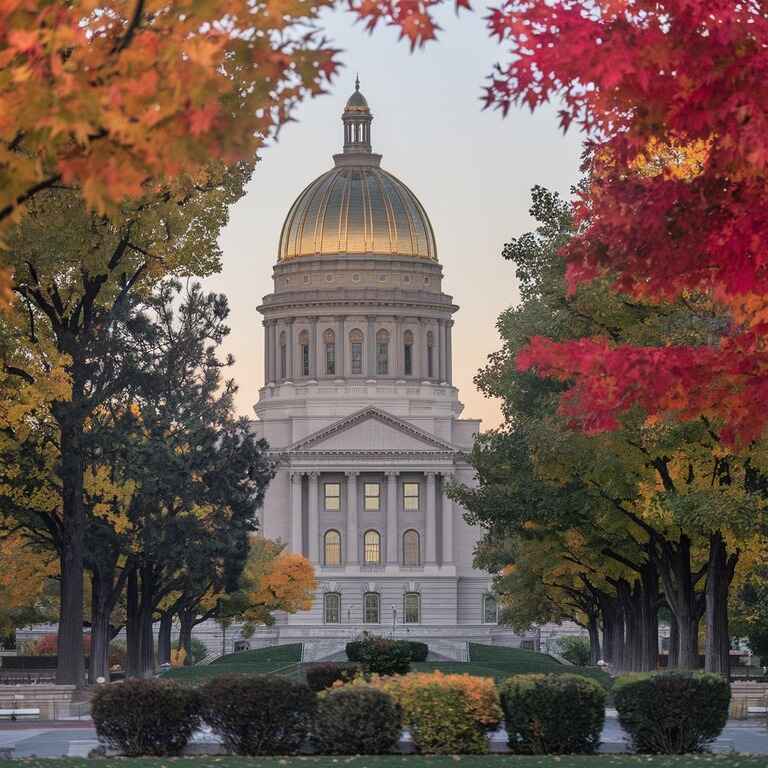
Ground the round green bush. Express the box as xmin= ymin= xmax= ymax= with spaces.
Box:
xmin=405 ymin=641 xmax=429 ymax=662
xmin=200 ymin=673 xmax=315 ymax=755
xmin=500 ymin=673 xmax=606 ymax=754
xmin=313 ymin=686 xmax=402 ymax=754
xmin=613 ymin=671 xmax=731 ymax=754
xmin=91 ymin=679 xmax=201 ymax=756
xmin=305 ymin=662 xmax=362 ymax=692
xmin=345 ymin=636 xmax=411 ymax=676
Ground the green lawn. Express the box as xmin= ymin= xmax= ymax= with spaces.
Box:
xmin=161 ymin=642 xmax=610 ymax=687
xmin=0 ymin=757 xmax=763 ymax=768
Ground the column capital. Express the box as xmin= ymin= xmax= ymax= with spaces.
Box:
xmin=285 ymin=317 xmax=296 ymax=326
xmin=288 ymin=471 xmax=304 ymax=482
xmin=308 ymin=471 xmax=320 ymax=480
xmin=345 ymin=470 xmax=360 ymax=478
xmin=440 ymin=471 xmax=455 ymax=481
xmin=385 ymin=470 xmax=400 ymax=478
xmin=424 ymin=470 xmax=438 ymax=478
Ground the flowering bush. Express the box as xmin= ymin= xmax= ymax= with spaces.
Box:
xmin=335 ymin=670 xmax=502 ymax=754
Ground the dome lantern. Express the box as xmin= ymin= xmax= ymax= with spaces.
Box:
xmin=342 ymin=76 xmax=373 ymax=154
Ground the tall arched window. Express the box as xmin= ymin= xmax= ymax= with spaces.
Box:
xmin=324 ymin=592 xmax=341 ymax=624
xmin=323 ymin=329 xmax=336 ymax=376
xmin=324 ymin=530 xmax=342 ymax=566
xmin=299 ymin=330 xmax=310 ymax=377
xmin=363 ymin=592 xmax=380 ymax=624
xmin=376 ymin=329 xmax=390 ymax=376
xmin=427 ymin=331 xmax=434 ymax=378
xmin=403 ymin=592 xmax=421 ymax=624
xmin=403 ymin=330 xmax=414 ymax=376
xmin=363 ymin=530 xmax=381 ymax=565
xmin=483 ymin=594 xmax=498 ymax=624
xmin=403 ymin=529 xmax=420 ymax=566
xmin=350 ymin=329 xmax=363 ymax=375
xmin=279 ymin=331 xmax=287 ymax=379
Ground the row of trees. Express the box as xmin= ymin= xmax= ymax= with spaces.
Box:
xmin=451 ymin=185 xmax=768 ymax=675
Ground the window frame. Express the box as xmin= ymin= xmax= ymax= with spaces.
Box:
xmin=364 ymin=482 xmax=380 ymax=512
xmin=323 ymin=529 xmax=342 ymax=567
xmin=324 ymin=482 xmax=341 ymax=512
xmin=350 ymin=330 xmax=363 ymax=375
xmin=403 ymin=482 xmax=420 ymax=512
xmin=376 ymin=329 xmax=389 ymax=376
xmin=324 ymin=592 xmax=341 ymax=624
xmin=299 ymin=330 xmax=310 ymax=377
xmin=363 ymin=529 xmax=381 ymax=565
xmin=403 ymin=592 xmax=421 ymax=624
xmin=402 ymin=529 xmax=421 ymax=566
xmin=324 ymin=329 xmax=336 ymax=376
xmin=427 ymin=331 xmax=434 ymax=378
xmin=363 ymin=591 xmax=380 ymax=624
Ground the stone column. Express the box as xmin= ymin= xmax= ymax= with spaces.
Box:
xmin=367 ymin=316 xmax=376 ymax=377
xmin=286 ymin=319 xmax=295 ymax=379
xmin=290 ymin=472 xmax=303 ymax=555
xmin=386 ymin=471 xmax=399 ymax=563
xmin=441 ymin=473 xmax=454 ymax=564
xmin=263 ymin=320 xmax=270 ymax=384
xmin=269 ymin=320 xmax=278 ymax=383
xmin=446 ymin=319 xmax=454 ymax=385
xmin=425 ymin=472 xmax=437 ymax=564
xmin=337 ymin=316 xmax=345 ymax=377
xmin=308 ymin=472 xmax=320 ymax=563
xmin=345 ymin=471 xmax=359 ymax=563
xmin=309 ymin=317 xmax=319 ymax=379
xmin=437 ymin=319 xmax=446 ymax=383
xmin=418 ymin=318 xmax=427 ymax=380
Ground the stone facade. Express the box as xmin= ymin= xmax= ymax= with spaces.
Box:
xmin=250 ymin=83 xmax=524 ymax=658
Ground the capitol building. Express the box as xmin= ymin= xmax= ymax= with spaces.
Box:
xmin=251 ymin=82 xmax=522 ymax=659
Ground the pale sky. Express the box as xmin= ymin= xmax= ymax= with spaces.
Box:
xmin=202 ymin=6 xmax=583 ymax=430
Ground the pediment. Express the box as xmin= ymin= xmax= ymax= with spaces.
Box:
xmin=286 ymin=407 xmax=454 ymax=454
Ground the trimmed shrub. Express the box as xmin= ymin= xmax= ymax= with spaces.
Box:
xmin=92 ymin=679 xmax=201 ymax=756
xmin=557 ymin=636 xmax=592 ymax=666
xmin=305 ymin=662 xmax=361 ymax=692
xmin=613 ymin=671 xmax=731 ymax=754
xmin=405 ymin=641 xmax=429 ymax=662
xmin=345 ymin=636 xmax=411 ymax=675
xmin=338 ymin=670 xmax=502 ymax=754
xmin=314 ymin=686 xmax=402 ymax=754
xmin=200 ymin=673 xmax=315 ymax=755
xmin=500 ymin=673 xmax=606 ymax=754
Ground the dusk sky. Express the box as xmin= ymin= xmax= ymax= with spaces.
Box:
xmin=202 ymin=6 xmax=583 ymax=429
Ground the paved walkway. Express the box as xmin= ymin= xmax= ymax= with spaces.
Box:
xmin=0 ymin=716 xmax=766 ymax=757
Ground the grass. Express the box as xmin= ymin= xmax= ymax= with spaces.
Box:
xmin=0 ymin=757 xmax=764 ymax=768
xmin=160 ymin=642 xmax=610 ymax=687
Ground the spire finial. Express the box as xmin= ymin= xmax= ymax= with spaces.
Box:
xmin=355 ymin=73 xmax=360 ymax=92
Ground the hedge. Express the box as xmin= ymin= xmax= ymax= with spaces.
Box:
xmin=305 ymin=662 xmax=361 ymax=692
xmin=500 ymin=673 xmax=606 ymax=755
xmin=313 ymin=686 xmax=402 ymax=754
xmin=200 ymin=674 xmax=315 ymax=755
xmin=613 ymin=672 xmax=731 ymax=754
xmin=345 ymin=636 xmax=411 ymax=676
xmin=91 ymin=679 xmax=201 ymax=756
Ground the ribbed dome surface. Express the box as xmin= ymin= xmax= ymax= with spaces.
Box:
xmin=278 ymin=165 xmax=438 ymax=262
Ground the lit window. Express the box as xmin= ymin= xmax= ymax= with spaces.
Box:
xmin=324 ymin=592 xmax=341 ymax=623
xmin=364 ymin=592 xmax=380 ymax=623
xmin=376 ymin=329 xmax=389 ymax=376
xmin=324 ymin=530 xmax=341 ymax=566
xmin=350 ymin=329 xmax=363 ymax=375
xmin=403 ymin=330 xmax=414 ymax=376
xmin=324 ymin=329 xmax=335 ymax=376
xmin=364 ymin=530 xmax=381 ymax=565
xmin=403 ymin=482 xmax=420 ymax=512
xmin=483 ymin=594 xmax=498 ymax=624
xmin=324 ymin=483 xmax=340 ymax=512
xmin=364 ymin=483 xmax=380 ymax=512
xmin=404 ymin=592 xmax=420 ymax=624
xmin=403 ymin=530 xmax=420 ymax=565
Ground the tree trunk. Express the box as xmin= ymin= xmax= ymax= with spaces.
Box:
xmin=617 ymin=579 xmax=644 ymax=672
xmin=178 ymin=609 xmax=194 ymax=666
xmin=587 ymin=613 xmax=601 ymax=665
xmin=138 ymin=568 xmax=156 ymax=678
xmin=640 ymin=561 xmax=660 ymax=671
xmin=705 ymin=531 xmax=737 ymax=676
xmin=600 ymin=594 xmax=625 ymax=669
xmin=55 ymin=413 xmax=86 ymax=687
xmin=88 ymin=571 xmax=111 ymax=684
xmin=157 ymin=611 xmax=173 ymax=667
xmin=126 ymin=568 xmax=140 ymax=678
xmin=669 ymin=616 xmax=680 ymax=668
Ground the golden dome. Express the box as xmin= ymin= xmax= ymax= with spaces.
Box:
xmin=277 ymin=81 xmax=438 ymax=262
